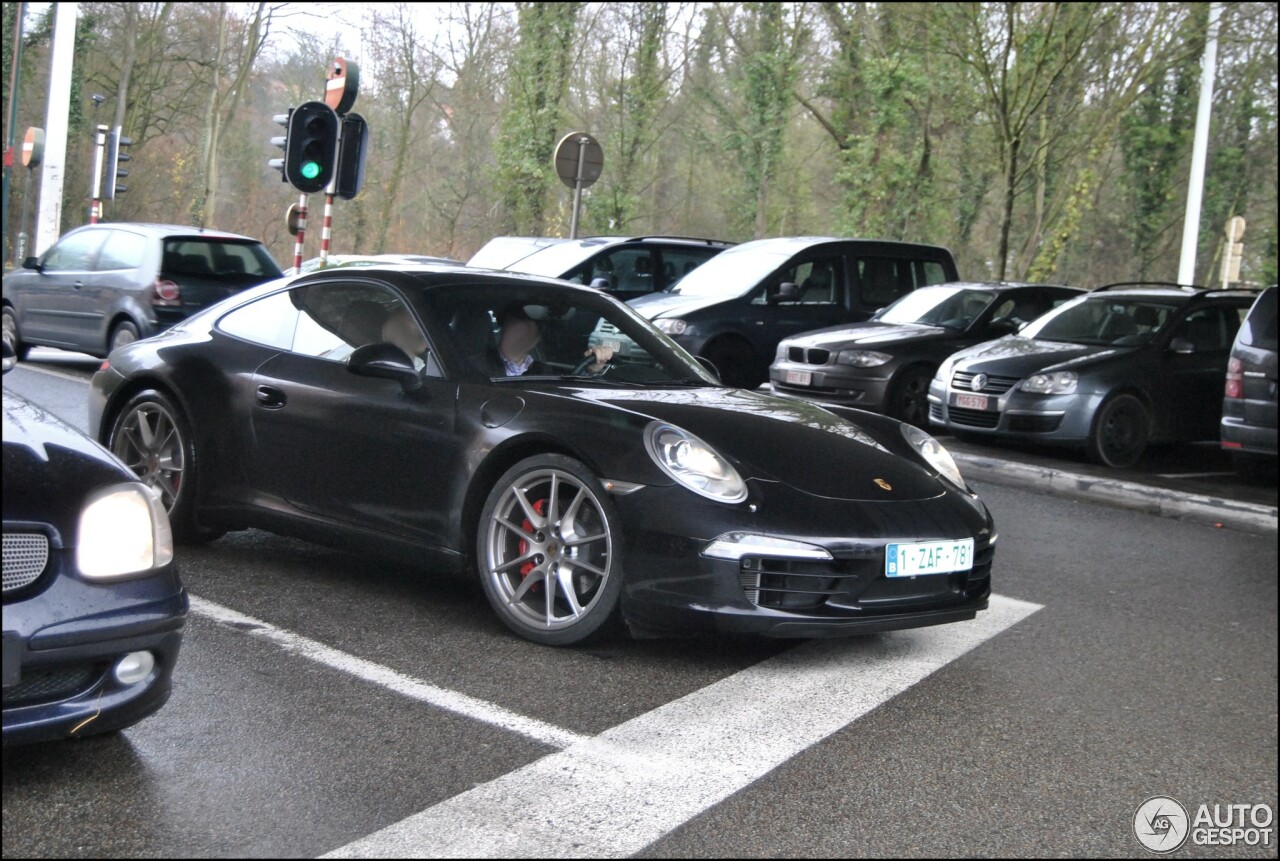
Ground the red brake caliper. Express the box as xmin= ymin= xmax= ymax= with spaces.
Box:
xmin=517 ymin=499 xmax=548 ymax=587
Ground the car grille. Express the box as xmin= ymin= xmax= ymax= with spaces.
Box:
xmin=951 ymin=372 xmax=1020 ymax=394
xmin=948 ymin=407 xmax=1001 ymax=429
xmin=787 ymin=347 xmax=831 ymax=365
xmin=738 ymin=544 xmax=994 ymax=612
xmin=3 ymin=533 xmax=50 ymax=593
xmin=1 ymin=663 xmax=103 ymax=707
xmin=929 ymin=402 xmax=945 ymax=423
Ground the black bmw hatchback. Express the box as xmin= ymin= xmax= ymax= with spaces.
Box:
xmin=3 ymin=342 xmax=186 ymax=745
xmin=90 ymin=264 xmax=995 ymax=646
xmin=769 ymin=282 xmax=1083 ymax=425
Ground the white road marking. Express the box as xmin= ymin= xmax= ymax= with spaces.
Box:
xmin=11 ymin=361 xmax=97 ymax=385
xmin=188 ymin=595 xmax=590 ymax=751
xmin=324 ymin=593 xmax=1042 ymax=859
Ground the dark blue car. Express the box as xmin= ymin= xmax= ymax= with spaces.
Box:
xmin=2 ymin=342 xmax=186 ymax=745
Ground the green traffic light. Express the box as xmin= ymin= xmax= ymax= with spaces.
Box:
xmin=301 ymin=161 xmax=321 ymax=180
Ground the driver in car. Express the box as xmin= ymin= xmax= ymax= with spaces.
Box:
xmin=488 ymin=302 xmax=614 ymax=378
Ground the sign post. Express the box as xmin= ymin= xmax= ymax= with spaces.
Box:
xmin=1221 ymin=216 xmax=1246 ymax=289
xmin=553 ymin=131 xmax=604 ymax=239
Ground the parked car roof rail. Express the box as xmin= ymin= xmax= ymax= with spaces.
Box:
xmin=1093 ymin=281 xmax=1206 ymax=293
xmin=626 ymin=235 xmax=737 ymax=246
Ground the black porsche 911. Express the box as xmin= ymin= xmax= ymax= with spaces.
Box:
xmin=89 ymin=263 xmax=995 ymax=645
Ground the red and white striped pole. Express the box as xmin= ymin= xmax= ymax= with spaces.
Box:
xmin=292 ymin=193 xmax=308 ymax=271
xmin=319 ymin=192 xmax=335 ymax=265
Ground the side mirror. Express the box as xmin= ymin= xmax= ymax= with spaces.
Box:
xmin=1168 ymin=337 xmax=1196 ymax=355
xmin=1 ymin=339 xmax=15 ymax=375
xmin=348 ymin=343 xmax=423 ymax=392
xmin=589 ymin=276 xmax=611 ymax=291
xmin=769 ymin=282 xmax=799 ymax=304
xmin=22 ymin=256 xmax=41 ymax=272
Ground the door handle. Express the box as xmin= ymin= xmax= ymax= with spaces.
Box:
xmin=255 ymin=385 xmax=287 ymax=409
xmin=73 ymin=281 xmax=84 ymax=290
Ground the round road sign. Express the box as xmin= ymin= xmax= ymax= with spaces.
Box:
xmin=325 ymin=57 xmax=360 ymax=115
xmin=553 ymin=132 xmax=604 ymax=189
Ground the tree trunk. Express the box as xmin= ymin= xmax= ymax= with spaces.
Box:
xmin=997 ymin=137 xmax=1019 ymax=281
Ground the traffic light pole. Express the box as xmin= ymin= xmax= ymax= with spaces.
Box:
xmin=292 ymin=193 xmax=308 ymax=271
xmin=319 ymin=191 xmax=335 ymax=265
xmin=88 ymin=124 xmax=106 ymax=223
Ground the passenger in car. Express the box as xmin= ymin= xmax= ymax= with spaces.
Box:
xmin=382 ymin=304 xmax=430 ymax=371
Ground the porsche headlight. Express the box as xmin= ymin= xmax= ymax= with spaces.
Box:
xmin=644 ymin=422 xmax=747 ymax=503
xmin=1020 ymin=371 xmax=1078 ymax=394
xmin=901 ymin=424 xmax=967 ymax=491
xmin=654 ymin=318 xmax=688 ymax=335
xmin=837 ymin=349 xmax=892 ymax=367
xmin=77 ymin=483 xmax=174 ymax=579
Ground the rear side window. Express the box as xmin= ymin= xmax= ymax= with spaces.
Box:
xmin=217 ymin=289 xmax=299 ymax=350
xmin=855 ymin=257 xmax=915 ymax=309
xmin=163 ymin=239 xmax=282 ymax=279
xmin=659 ymin=248 xmax=718 ymax=288
xmin=1237 ymin=289 xmax=1277 ymax=351
xmin=920 ymin=260 xmax=949 ymax=286
xmin=95 ymin=230 xmax=148 ymax=270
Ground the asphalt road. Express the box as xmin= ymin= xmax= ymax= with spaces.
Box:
xmin=2 ymin=353 xmax=1277 ymax=858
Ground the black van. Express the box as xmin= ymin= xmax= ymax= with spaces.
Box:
xmin=621 ymin=237 xmax=959 ymax=387
xmin=1222 ymin=285 xmax=1277 ymax=471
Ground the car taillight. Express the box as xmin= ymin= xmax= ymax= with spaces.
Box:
xmin=99 ymin=360 xmax=110 ymax=372
xmin=1225 ymin=356 xmax=1243 ymax=399
xmin=151 ymin=279 xmax=181 ymax=306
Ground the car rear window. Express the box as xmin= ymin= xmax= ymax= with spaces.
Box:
xmin=1237 ymin=288 xmax=1277 ymax=351
xmin=162 ymin=239 xmax=282 ymax=280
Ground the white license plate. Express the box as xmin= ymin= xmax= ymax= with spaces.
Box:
xmin=602 ymin=339 xmax=622 ymax=353
xmin=953 ymin=393 xmax=990 ymax=410
xmin=885 ymin=538 xmax=975 ymax=577
xmin=785 ymin=369 xmax=812 ymax=386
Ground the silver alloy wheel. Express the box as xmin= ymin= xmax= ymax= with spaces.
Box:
xmin=484 ymin=468 xmax=613 ymax=631
xmin=111 ymin=324 xmax=138 ymax=351
xmin=112 ymin=401 xmax=185 ymax=511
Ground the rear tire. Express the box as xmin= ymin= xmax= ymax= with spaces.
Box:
xmin=3 ymin=307 xmax=31 ymax=360
xmin=109 ymin=321 xmax=140 ymax=353
xmin=1086 ymin=394 xmax=1150 ymax=468
xmin=108 ymin=389 xmax=220 ymax=544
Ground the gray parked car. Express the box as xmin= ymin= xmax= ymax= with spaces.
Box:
xmin=1221 ymin=285 xmax=1277 ymax=471
xmin=3 ymin=223 xmax=282 ymax=359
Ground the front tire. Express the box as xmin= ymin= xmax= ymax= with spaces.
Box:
xmin=1086 ymin=393 xmax=1150 ymax=468
xmin=108 ymin=389 xmax=217 ymax=543
xmin=888 ymin=366 xmax=933 ymax=427
xmin=476 ymin=454 xmax=623 ymax=646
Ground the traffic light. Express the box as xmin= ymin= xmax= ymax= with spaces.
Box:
xmin=335 ymin=113 xmax=368 ymax=200
xmin=104 ymin=126 xmax=132 ymax=199
xmin=283 ymin=101 xmax=339 ymax=194
xmin=268 ymin=110 xmax=291 ymax=180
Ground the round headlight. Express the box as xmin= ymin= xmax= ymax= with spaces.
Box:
xmin=644 ymin=422 xmax=747 ymax=503
xmin=901 ymin=424 xmax=967 ymax=491
xmin=77 ymin=483 xmax=174 ymax=580
xmin=654 ymin=318 xmax=688 ymax=335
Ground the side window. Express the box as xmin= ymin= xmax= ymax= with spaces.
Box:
xmin=920 ymin=260 xmax=949 ymax=287
xmin=855 ymin=256 xmax=914 ymax=310
xmin=658 ymin=248 xmax=717 ymax=290
xmin=597 ymin=248 xmax=657 ymax=294
xmin=41 ymin=231 xmax=107 ymax=272
xmin=1175 ymin=307 xmax=1235 ymax=352
xmin=95 ymin=230 xmax=148 ymax=271
xmin=289 ymin=281 xmax=434 ymax=372
xmin=767 ymin=256 xmax=843 ymax=305
xmin=1005 ymin=290 xmax=1054 ymax=324
xmin=217 ymin=289 xmax=300 ymax=350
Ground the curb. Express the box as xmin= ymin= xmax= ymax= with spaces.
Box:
xmin=954 ymin=452 xmax=1278 ymax=535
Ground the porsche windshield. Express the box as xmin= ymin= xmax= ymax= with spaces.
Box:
xmin=422 ymin=285 xmax=718 ymax=386
xmin=1019 ymin=296 xmax=1177 ymax=346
